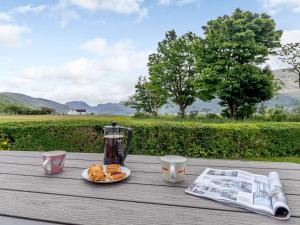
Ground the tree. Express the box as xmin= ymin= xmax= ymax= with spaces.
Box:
xmin=279 ymin=42 xmax=300 ymax=88
xmin=41 ymin=107 xmax=55 ymax=115
xmin=148 ymin=30 xmax=200 ymax=117
xmin=194 ymin=8 xmax=282 ymax=119
xmin=126 ymin=76 xmax=166 ymax=116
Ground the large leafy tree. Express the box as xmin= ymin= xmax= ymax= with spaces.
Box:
xmin=149 ymin=30 xmax=200 ymax=117
xmin=279 ymin=42 xmax=300 ymax=88
xmin=194 ymin=8 xmax=282 ymax=119
xmin=126 ymin=76 xmax=166 ymax=116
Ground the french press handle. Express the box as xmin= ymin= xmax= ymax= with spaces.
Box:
xmin=123 ymin=127 xmax=132 ymax=161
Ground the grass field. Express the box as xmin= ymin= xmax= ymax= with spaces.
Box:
xmin=0 ymin=114 xmax=299 ymax=124
xmin=0 ymin=115 xmax=129 ymax=123
xmin=0 ymin=115 xmax=299 ymax=164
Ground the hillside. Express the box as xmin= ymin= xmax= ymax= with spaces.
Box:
xmin=0 ymin=92 xmax=70 ymax=113
xmin=269 ymin=70 xmax=300 ymax=108
xmin=65 ymin=101 xmax=135 ymax=115
xmin=1 ymin=70 xmax=299 ymax=115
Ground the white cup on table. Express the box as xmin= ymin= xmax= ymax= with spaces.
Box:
xmin=160 ymin=155 xmax=186 ymax=183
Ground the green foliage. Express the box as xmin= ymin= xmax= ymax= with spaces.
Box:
xmin=0 ymin=117 xmax=299 ymax=158
xmin=126 ymin=76 xmax=166 ymax=116
xmin=194 ymin=8 xmax=282 ymax=119
xmin=267 ymin=106 xmax=287 ymax=122
xmin=279 ymin=42 xmax=300 ymax=88
xmin=132 ymin=112 xmax=151 ymax=118
xmin=149 ymin=30 xmax=201 ymax=117
xmin=0 ymin=102 xmax=54 ymax=115
xmin=292 ymin=106 xmax=300 ymax=114
xmin=0 ymin=132 xmax=14 ymax=150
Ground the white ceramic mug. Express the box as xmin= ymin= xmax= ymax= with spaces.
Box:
xmin=42 ymin=151 xmax=66 ymax=175
xmin=160 ymin=155 xmax=186 ymax=183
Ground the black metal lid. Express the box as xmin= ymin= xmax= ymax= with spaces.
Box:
xmin=103 ymin=121 xmax=121 ymax=129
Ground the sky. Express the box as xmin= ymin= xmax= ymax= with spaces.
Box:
xmin=0 ymin=0 xmax=300 ymax=105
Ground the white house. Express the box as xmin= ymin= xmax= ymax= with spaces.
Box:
xmin=67 ymin=108 xmax=87 ymax=115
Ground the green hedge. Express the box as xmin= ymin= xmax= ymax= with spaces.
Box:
xmin=0 ymin=120 xmax=300 ymax=159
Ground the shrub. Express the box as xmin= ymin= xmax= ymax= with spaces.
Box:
xmin=0 ymin=119 xmax=299 ymax=159
xmin=267 ymin=106 xmax=287 ymax=122
xmin=205 ymin=113 xmax=221 ymax=119
xmin=133 ymin=112 xmax=150 ymax=118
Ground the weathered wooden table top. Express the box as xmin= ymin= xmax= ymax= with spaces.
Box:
xmin=0 ymin=151 xmax=299 ymax=225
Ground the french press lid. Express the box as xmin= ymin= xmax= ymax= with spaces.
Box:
xmin=103 ymin=121 xmax=121 ymax=129
xmin=103 ymin=121 xmax=124 ymax=138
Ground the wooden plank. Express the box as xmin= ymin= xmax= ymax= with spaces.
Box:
xmin=0 ymin=155 xmax=300 ymax=181
xmin=0 ymin=215 xmax=60 ymax=225
xmin=0 ymin=189 xmax=298 ymax=225
xmin=0 ymin=163 xmax=299 ymax=195
xmin=1 ymin=151 xmax=299 ymax=170
xmin=0 ymin=173 xmax=299 ymax=217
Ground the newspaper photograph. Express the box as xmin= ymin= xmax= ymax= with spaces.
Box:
xmin=185 ymin=168 xmax=290 ymax=220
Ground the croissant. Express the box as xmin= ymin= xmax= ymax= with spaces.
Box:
xmin=106 ymin=164 xmax=121 ymax=173
xmin=107 ymin=171 xmax=127 ymax=181
xmin=88 ymin=164 xmax=105 ymax=181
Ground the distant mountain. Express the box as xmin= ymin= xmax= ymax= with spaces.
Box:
xmin=0 ymin=92 xmax=70 ymax=113
xmin=160 ymin=70 xmax=300 ymax=114
xmin=270 ymin=70 xmax=300 ymax=109
xmin=65 ymin=101 xmax=91 ymax=110
xmin=1 ymin=70 xmax=299 ymax=115
xmin=65 ymin=101 xmax=135 ymax=115
xmin=159 ymin=99 xmax=223 ymax=114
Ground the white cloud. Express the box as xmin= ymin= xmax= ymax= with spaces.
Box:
xmin=10 ymin=4 xmax=48 ymax=14
xmin=281 ymin=29 xmax=300 ymax=44
xmin=59 ymin=9 xmax=79 ymax=27
xmin=81 ymin=38 xmax=108 ymax=54
xmin=62 ymin=0 xmax=148 ymax=18
xmin=0 ymin=56 xmax=14 ymax=65
xmin=0 ymin=4 xmax=47 ymax=47
xmin=3 ymin=38 xmax=149 ymax=104
xmin=259 ymin=0 xmax=300 ymax=13
xmin=0 ymin=12 xmax=12 ymax=22
xmin=0 ymin=24 xmax=29 ymax=47
xmin=158 ymin=0 xmax=196 ymax=6
xmin=0 ymin=4 xmax=48 ymax=22
xmin=266 ymin=29 xmax=300 ymax=70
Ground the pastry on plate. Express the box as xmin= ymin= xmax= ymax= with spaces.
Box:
xmin=107 ymin=171 xmax=127 ymax=181
xmin=106 ymin=164 xmax=121 ymax=173
xmin=88 ymin=163 xmax=106 ymax=181
xmin=91 ymin=172 xmax=106 ymax=181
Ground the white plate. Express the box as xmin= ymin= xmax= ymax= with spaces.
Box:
xmin=82 ymin=165 xmax=131 ymax=183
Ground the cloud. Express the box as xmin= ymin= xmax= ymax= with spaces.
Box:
xmin=158 ymin=0 xmax=196 ymax=6
xmin=0 ymin=56 xmax=14 ymax=65
xmin=0 ymin=4 xmax=48 ymax=22
xmin=0 ymin=24 xmax=29 ymax=47
xmin=62 ymin=0 xmax=148 ymax=18
xmin=0 ymin=5 xmax=47 ymax=47
xmin=59 ymin=9 xmax=80 ymax=27
xmin=3 ymin=38 xmax=149 ymax=104
xmin=259 ymin=0 xmax=300 ymax=13
xmin=0 ymin=12 xmax=12 ymax=22
xmin=281 ymin=29 xmax=300 ymax=44
xmin=10 ymin=4 xmax=48 ymax=14
xmin=266 ymin=29 xmax=300 ymax=70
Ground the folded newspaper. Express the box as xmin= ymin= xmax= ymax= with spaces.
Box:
xmin=185 ymin=168 xmax=290 ymax=220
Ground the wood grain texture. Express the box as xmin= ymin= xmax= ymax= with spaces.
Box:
xmin=0 ymin=162 xmax=300 ymax=195
xmin=0 ymin=189 xmax=298 ymax=225
xmin=0 ymin=173 xmax=299 ymax=216
xmin=1 ymin=151 xmax=299 ymax=169
xmin=0 ymin=151 xmax=299 ymax=224
xmin=0 ymin=216 xmax=60 ymax=225
xmin=0 ymin=155 xmax=299 ymax=180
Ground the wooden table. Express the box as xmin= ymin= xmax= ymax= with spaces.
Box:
xmin=0 ymin=151 xmax=299 ymax=225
